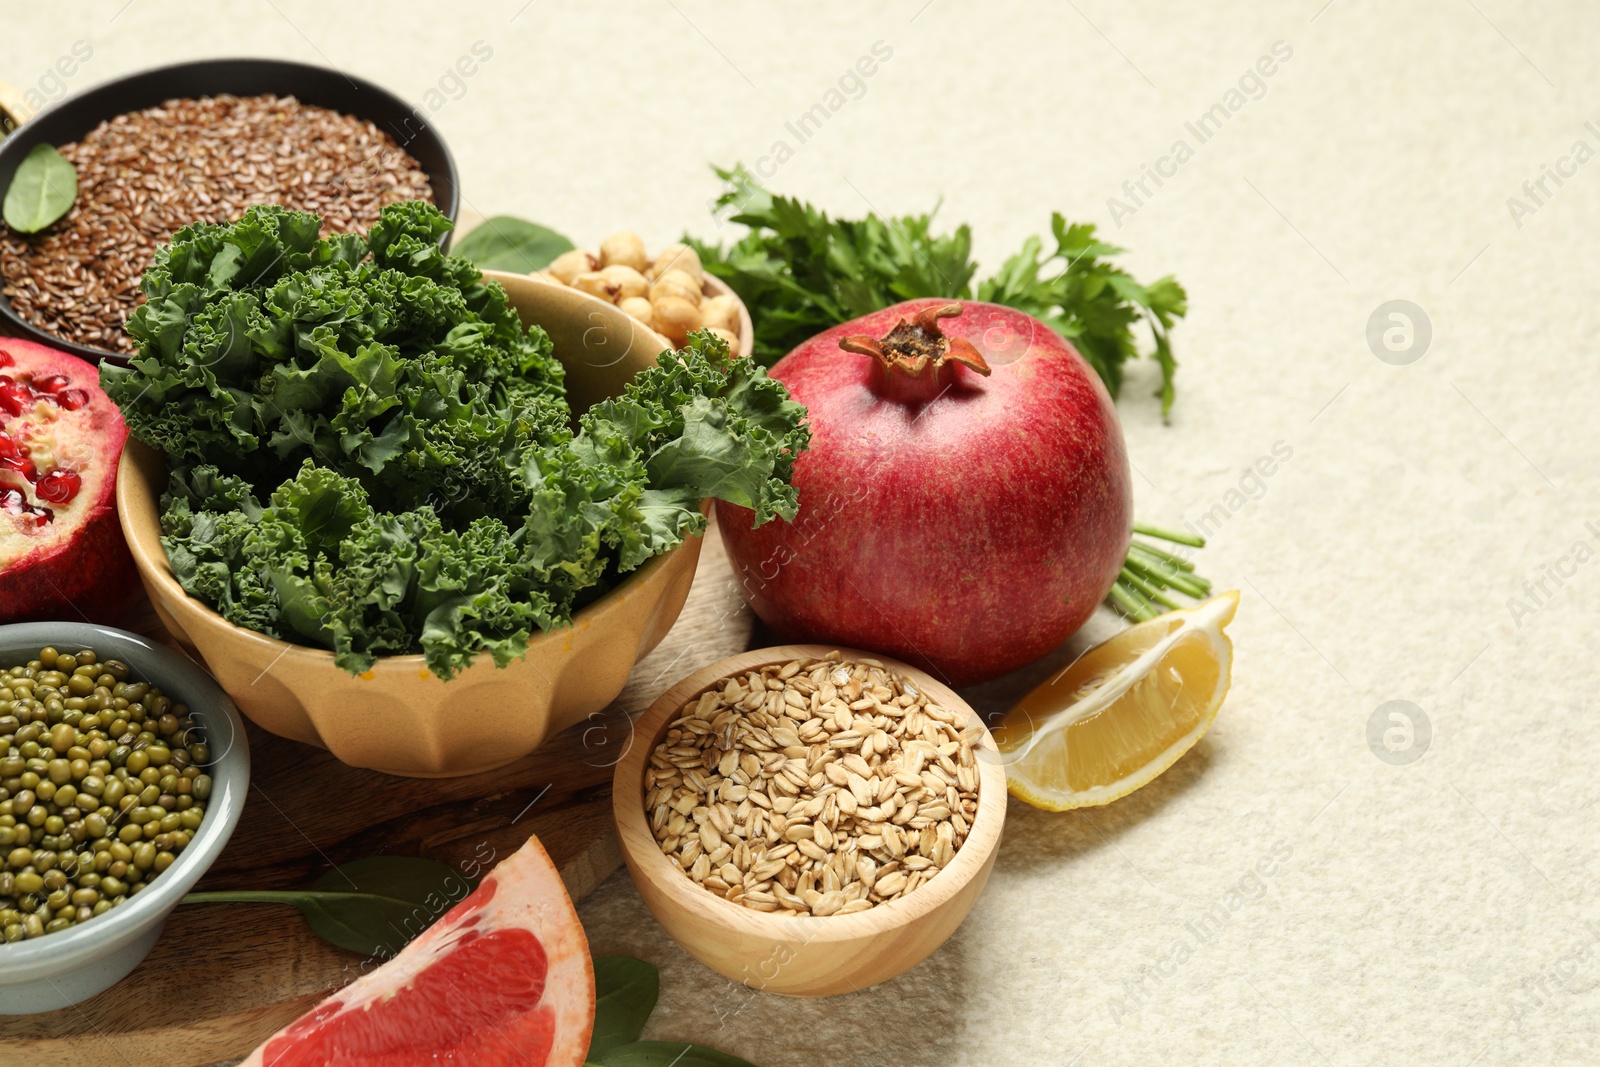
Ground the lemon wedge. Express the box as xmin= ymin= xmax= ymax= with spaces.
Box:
xmin=996 ymin=590 xmax=1239 ymax=810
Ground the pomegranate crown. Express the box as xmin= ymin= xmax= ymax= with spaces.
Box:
xmin=839 ymin=302 xmax=991 ymax=377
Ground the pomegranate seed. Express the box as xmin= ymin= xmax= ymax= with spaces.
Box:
xmin=35 ymin=469 xmax=81 ymax=504
xmin=0 ymin=432 xmax=16 ymax=459
xmin=0 ymin=349 xmax=11 ymax=368
xmin=0 ymin=381 xmax=28 ymax=417
xmin=56 ymin=388 xmax=91 ymax=411
xmin=0 ymin=488 xmax=49 ymax=525
xmin=1 ymin=454 xmax=37 ymax=482
xmin=31 ymin=375 xmax=70 ymax=395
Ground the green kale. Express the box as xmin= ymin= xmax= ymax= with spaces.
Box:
xmin=107 ymin=202 xmax=807 ymax=678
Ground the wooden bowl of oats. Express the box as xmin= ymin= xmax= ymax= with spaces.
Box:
xmin=613 ymin=645 xmax=1006 ymax=997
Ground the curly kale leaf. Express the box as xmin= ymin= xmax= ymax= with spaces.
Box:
xmin=243 ymin=463 xmax=545 ymax=676
xmin=592 ymin=329 xmax=807 ymax=526
xmin=104 ymin=202 xmax=564 ymax=518
xmin=159 ymin=467 xmax=279 ymax=638
xmin=122 ymin=203 xmax=808 ymax=678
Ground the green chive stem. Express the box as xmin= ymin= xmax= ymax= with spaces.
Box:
xmin=1128 ymin=538 xmax=1197 ymax=571
xmin=1123 ymin=552 xmax=1210 ymax=598
xmin=1132 ymin=521 xmax=1205 ymax=548
xmin=1108 ymin=579 xmax=1156 ymax=621
xmin=1119 ymin=567 xmax=1180 ymax=610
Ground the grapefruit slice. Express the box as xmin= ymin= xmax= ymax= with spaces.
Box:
xmin=242 ymin=836 xmax=594 ymax=1067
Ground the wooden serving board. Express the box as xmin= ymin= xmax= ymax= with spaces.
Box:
xmin=0 ymin=523 xmax=758 ymax=1067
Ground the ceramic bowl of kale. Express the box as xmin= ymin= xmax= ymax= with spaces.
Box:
xmin=110 ymin=203 xmax=808 ymax=778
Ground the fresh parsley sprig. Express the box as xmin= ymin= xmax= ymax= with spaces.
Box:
xmin=691 ymin=164 xmax=1188 ymax=415
xmin=977 ymin=217 xmax=1187 ymax=416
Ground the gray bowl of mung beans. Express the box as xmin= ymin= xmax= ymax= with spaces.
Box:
xmin=0 ymin=622 xmax=248 ymax=1015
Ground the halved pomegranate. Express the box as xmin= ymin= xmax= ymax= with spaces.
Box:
xmin=0 ymin=337 xmax=139 ymax=624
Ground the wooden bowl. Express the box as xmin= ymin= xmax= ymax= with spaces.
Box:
xmin=613 ymin=645 xmax=1006 ymax=997
xmin=117 ymin=271 xmax=703 ymax=778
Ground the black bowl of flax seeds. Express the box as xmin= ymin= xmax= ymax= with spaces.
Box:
xmin=0 ymin=58 xmax=460 ymax=361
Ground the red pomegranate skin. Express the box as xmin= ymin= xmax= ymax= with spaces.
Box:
xmin=718 ymin=299 xmax=1132 ymax=686
xmin=0 ymin=337 xmax=139 ymax=624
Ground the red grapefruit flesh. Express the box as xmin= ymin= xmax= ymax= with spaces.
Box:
xmin=242 ymin=836 xmax=594 ymax=1067
xmin=0 ymin=337 xmax=138 ymax=623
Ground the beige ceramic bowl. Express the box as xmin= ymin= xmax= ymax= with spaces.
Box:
xmin=531 ymin=267 xmax=754 ymax=361
xmin=614 ymin=645 xmax=1006 ymax=997
xmin=117 ymin=271 xmax=704 ymax=778
xmin=704 ymin=275 xmax=754 ymax=360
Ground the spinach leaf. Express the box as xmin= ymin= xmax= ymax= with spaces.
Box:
xmin=3 ymin=143 xmax=76 ymax=233
xmin=589 ymin=957 xmax=661 ymax=1060
xmin=454 ymin=215 xmax=574 ymax=272
xmin=181 ymin=855 xmax=474 ymax=958
xmin=593 ymin=1042 xmax=761 ymax=1067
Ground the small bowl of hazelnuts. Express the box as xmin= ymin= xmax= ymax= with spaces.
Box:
xmin=536 ymin=232 xmax=754 ymax=359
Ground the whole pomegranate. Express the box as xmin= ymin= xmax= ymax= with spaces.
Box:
xmin=718 ymin=300 xmax=1132 ymax=686
xmin=0 ymin=338 xmax=139 ymax=623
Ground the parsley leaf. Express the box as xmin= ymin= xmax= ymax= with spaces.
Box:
xmin=692 ymin=164 xmax=1188 ymax=415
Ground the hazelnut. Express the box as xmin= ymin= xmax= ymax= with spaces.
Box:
xmin=599 ymin=231 xmax=648 ymax=272
xmin=706 ymin=326 xmax=740 ymax=349
xmin=647 ymin=243 xmax=703 ymax=283
xmin=649 ymin=269 xmax=702 ymax=307
xmin=651 ymin=296 xmax=702 ymax=346
xmin=619 ymin=296 xmax=654 ymax=323
xmin=547 ymin=250 xmax=595 ymax=285
xmin=573 ymin=271 xmax=620 ymax=301
xmin=598 ymin=265 xmax=648 ymax=302
xmin=699 ymin=294 xmax=739 ymax=333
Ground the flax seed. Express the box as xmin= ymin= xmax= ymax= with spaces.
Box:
xmin=0 ymin=93 xmax=434 ymax=353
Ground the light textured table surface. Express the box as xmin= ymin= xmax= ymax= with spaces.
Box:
xmin=5 ymin=2 xmax=1597 ymax=1064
